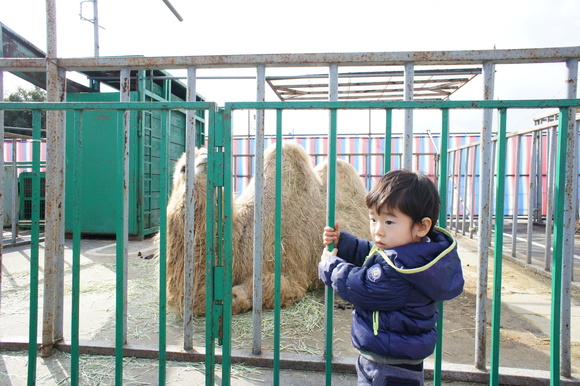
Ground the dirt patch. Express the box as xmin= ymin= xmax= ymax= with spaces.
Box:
xmin=439 ymin=240 xmax=580 ymax=374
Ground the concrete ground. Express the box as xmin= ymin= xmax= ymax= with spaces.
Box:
xmin=0 ymin=349 xmax=486 ymax=385
xmin=1 ymin=226 xmax=579 ymax=385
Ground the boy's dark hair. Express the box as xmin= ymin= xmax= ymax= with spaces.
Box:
xmin=366 ymin=169 xmax=440 ymax=232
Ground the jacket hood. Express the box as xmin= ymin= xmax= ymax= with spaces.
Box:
xmin=377 ymin=226 xmax=464 ymax=301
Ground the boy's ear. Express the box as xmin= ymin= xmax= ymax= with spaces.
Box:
xmin=415 ymin=217 xmax=432 ymax=237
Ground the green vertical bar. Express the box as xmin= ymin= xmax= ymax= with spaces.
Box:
xmin=216 ymin=188 xmax=224 ymax=347
xmin=273 ymin=109 xmax=283 ymax=386
xmin=71 ymin=110 xmax=83 ymax=386
xmin=325 ymin=108 xmax=338 ymax=386
xmin=490 ymin=109 xmax=508 ymax=386
xmin=433 ymin=108 xmax=449 ymax=386
xmin=158 ymin=110 xmax=169 ymax=385
xmin=383 ymin=109 xmax=392 ymax=172
xmin=115 ymin=110 xmax=126 ymax=386
xmin=222 ymin=106 xmax=233 ymax=386
xmin=27 ymin=109 xmax=41 ymax=385
xmin=205 ymin=108 xmax=218 ymax=385
xmin=550 ymin=107 xmax=568 ymax=386
xmin=137 ymin=71 xmax=146 ymax=238
xmin=437 ymin=109 xmax=449 ymax=228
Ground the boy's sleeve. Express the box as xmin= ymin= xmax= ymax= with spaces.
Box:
xmin=335 ymin=231 xmax=373 ymax=266
xmin=318 ymin=254 xmax=408 ymax=311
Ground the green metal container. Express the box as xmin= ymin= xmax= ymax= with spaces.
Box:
xmin=19 ymin=171 xmax=46 ymax=227
xmin=64 ymin=74 xmax=205 ymax=239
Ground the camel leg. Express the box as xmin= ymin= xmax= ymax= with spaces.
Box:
xmin=231 ymin=274 xmax=309 ymax=314
xmin=232 ymin=280 xmax=254 ymax=314
xmin=261 ymin=273 xmax=308 ymax=310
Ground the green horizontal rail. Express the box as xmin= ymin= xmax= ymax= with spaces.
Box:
xmin=227 ymin=99 xmax=580 ymax=110
xmin=0 ymin=99 xmax=579 ymax=111
xmin=10 ymin=161 xmax=47 ymax=166
xmin=0 ymin=102 xmax=216 ymax=110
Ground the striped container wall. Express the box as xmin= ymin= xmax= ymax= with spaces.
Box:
xmin=232 ymin=134 xmax=478 ymax=210
xmin=232 ymin=133 xmax=577 ymax=218
xmin=3 ymin=140 xmax=47 ymax=173
xmin=5 ymin=132 xmax=577 ymax=218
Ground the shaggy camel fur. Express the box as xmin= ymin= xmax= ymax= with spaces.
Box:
xmin=229 ymin=141 xmax=327 ymax=314
xmin=163 ymin=141 xmax=370 ymax=317
xmin=314 ymin=158 xmax=371 ymax=241
xmin=164 ymin=148 xmax=208 ymax=317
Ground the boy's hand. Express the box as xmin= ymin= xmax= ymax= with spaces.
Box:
xmin=323 ymin=222 xmax=340 ymax=246
xmin=320 ymin=246 xmax=338 ymax=262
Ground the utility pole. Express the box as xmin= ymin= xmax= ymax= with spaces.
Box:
xmin=92 ymin=0 xmax=99 ymax=58
xmin=80 ymin=0 xmax=103 ymax=90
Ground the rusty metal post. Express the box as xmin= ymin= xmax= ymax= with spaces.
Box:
xmin=111 ymin=68 xmax=131 ymax=384
xmin=1 ymin=22 xmax=14 ymax=248
xmin=462 ymin=148 xmax=469 ymax=236
xmin=403 ymin=62 xmax=414 ymax=169
xmin=561 ymin=57 xmax=578 ymax=379
xmin=11 ymin=139 xmax=17 ymax=243
xmin=450 ymin=150 xmax=457 ymax=232
xmin=526 ymin=132 xmax=538 ymax=263
xmin=535 ymin=133 xmax=544 ymax=224
xmin=470 ymin=146 xmax=478 ymax=239
xmin=456 ymin=149 xmax=463 ymax=233
xmin=545 ymin=127 xmax=557 ymax=269
xmin=183 ymin=66 xmax=197 ymax=351
xmin=54 ymin=67 xmax=66 ymax=343
xmin=474 ymin=61 xmax=494 ymax=370
xmin=42 ymin=0 xmax=67 ymax=357
xmin=511 ymin=135 xmax=522 ymax=256
xmin=120 ymin=67 xmax=130 ymax=344
xmin=252 ymin=63 xmax=266 ymax=355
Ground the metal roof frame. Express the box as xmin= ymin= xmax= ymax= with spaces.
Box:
xmin=1 ymin=22 xmax=94 ymax=93
xmin=266 ymin=67 xmax=482 ymax=101
xmin=1 ymin=22 xmax=197 ymax=100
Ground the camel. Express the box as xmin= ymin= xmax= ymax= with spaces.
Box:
xmin=162 ymin=141 xmax=370 ymax=317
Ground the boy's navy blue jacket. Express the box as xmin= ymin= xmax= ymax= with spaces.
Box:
xmin=318 ymin=226 xmax=464 ymax=361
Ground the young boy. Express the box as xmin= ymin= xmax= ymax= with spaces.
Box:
xmin=319 ymin=169 xmax=464 ymax=385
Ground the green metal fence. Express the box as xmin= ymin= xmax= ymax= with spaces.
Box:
xmin=0 ymin=98 xmax=579 ymax=385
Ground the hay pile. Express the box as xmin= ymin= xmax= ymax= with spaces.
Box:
xmin=231 ymin=291 xmax=325 ymax=355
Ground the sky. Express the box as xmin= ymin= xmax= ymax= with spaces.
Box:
xmin=1 ymin=0 xmax=579 ymax=135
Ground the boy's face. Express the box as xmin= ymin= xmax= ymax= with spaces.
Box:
xmin=369 ymin=207 xmax=424 ymax=250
